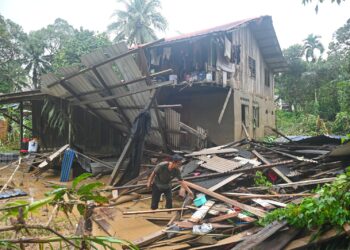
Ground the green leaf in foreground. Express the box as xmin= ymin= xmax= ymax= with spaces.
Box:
xmin=72 ymin=173 xmax=93 ymax=190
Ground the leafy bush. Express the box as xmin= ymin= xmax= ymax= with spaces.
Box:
xmin=260 ymin=167 xmax=350 ymax=229
xmin=331 ymin=112 xmax=350 ymax=134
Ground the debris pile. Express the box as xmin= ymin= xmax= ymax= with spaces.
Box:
xmin=91 ymin=135 xmax=350 ymax=249
xmin=1 ymin=135 xmax=349 ymax=249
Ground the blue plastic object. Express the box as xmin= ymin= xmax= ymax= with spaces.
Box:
xmin=60 ymin=149 xmax=75 ymax=182
xmin=193 ymin=195 xmax=207 ymax=207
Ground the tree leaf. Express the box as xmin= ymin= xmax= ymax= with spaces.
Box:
xmin=77 ymin=182 xmax=104 ymax=196
xmin=28 ymin=196 xmax=54 ymax=213
xmin=72 ymin=173 xmax=93 ymax=190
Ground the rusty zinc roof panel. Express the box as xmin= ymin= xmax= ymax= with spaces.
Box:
xmin=197 ymin=155 xmax=245 ymax=173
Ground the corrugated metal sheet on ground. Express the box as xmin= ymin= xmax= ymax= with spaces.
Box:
xmin=197 ymin=155 xmax=245 ymax=173
xmin=0 ymin=189 xmax=27 ymax=199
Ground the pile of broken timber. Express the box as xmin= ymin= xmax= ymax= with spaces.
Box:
xmin=110 ymin=137 xmax=350 ymax=249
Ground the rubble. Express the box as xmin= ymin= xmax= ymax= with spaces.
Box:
xmin=91 ymin=135 xmax=349 ymax=249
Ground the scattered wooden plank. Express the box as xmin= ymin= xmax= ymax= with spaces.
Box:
xmin=191 ymin=227 xmax=261 ymax=250
xmin=260 ymin=199 xmax=287 ymax=208
xmin=184 ymin=181 xmax=266 ymax=217
xmin=207 ymin=211 xmax=239 ymax=223
xmin=132 ymin=229 xmax=166 ymax=248
xmin=254 ymin=227 xmax=301 ymax=250
xmin=252 ymin=199 xmax=276 ymax=210
xmin=223 ymin=193 xmax=313 ymax=199
xmin=231 ymin=221 xmax=287 ymax=250
xmin=237 ymin=213 xmax=256 ymax=223
xmin=189 ymin=200 xmax=215 ymax=223
xmin=148 ymin=234 xmax=195 ymax=248
xmin=284 ymin=227 xmax=349 ymax=250
xmin=123 ymin=207 xmax=189 ymax=215
xmin=208 ymin=174 xmax=242 ymax=192
xmin=37 ymin=144 xmax=69 ymax=169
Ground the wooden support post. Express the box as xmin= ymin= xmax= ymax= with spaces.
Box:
xmin=109 ymin=89 xmax=158 ymax=186
xmin=68 ymin=105 xmax=73 ymax=147
xmin=138 ymin=48 xmax=168 ymax=152
xmin=19 ymin=102 xmax=23 ymax=147
xmin=218 ymin=88 xmax=232 ymax=124
xmin=109 ymin=136 xmax=133 ymax=185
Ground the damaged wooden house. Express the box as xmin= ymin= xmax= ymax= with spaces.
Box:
xmin=147 ymin=15 xmax=287 ymax=144
xmin=0 ymin=16 xmax=287 ymax=185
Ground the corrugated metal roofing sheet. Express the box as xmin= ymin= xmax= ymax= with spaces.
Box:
xmin=197 ymin=155 xmax=245 ymax=173
xmin=41 ymin=42 xmax=171 ymax=147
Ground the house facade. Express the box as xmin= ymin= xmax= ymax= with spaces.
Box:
xmin=147 ymin=16 xmax=287 ymax=144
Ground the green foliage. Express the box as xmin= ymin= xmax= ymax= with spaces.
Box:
xmin=41 ymin=97 xmax=69 ymax=136
xmin=0 ymin=15 xmax=28 ymax=92
xmin=276 ymin=110 xmax=330 ymax=136
xmin=340 ymin=133 xmax=350 ymax=144
xmin=302 ymin=0 xmax=346 ymax=13
xmin=51 ymin=28 xmax=111 ymax=70
xmin=45 ymin=173 xmax=108 ymax=215
xmin=254 ymin=171 xmax=272 ymax=187
xmin=260 ymin=168 xmax=350 ymax=229
xmin=332 ymin=112 xmax=350 ymax=134
xmin=72 ymin=173 xmax=93 ymax=189
xmin=0 ymin=174 xmax=136 ymax=249
xmin=1 ymin=173 xmax=107 ymax=222
xmin=0 ymin=197 xmax=53 ymax=220
xmin=263 ymin=135 xmax=277 ymax=143
xmin=108 ymin=0 xmax=168 ymax=45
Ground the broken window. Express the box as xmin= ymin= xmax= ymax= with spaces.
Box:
xmin=253 ymin=106 xmax=260 ymax=128
xmin=248 ymin=57 xmax=256 ymax=78
xmin=241 ymin=104 xmax=249 ymax=127
xmin=265 ymin=69 xmax=270 ymax=87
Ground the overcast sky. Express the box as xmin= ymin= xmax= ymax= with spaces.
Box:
xmin=1 ymin=0 xmax=349 ymax=50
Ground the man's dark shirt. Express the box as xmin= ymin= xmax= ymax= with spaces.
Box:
xmin=154 ymin=161 xmax=182 ymax=190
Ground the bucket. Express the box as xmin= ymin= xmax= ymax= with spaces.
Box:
xmin=193 ymin=195 xmax=207 ymax=207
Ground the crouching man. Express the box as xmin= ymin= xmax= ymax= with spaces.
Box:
xmin=147 ymin=154 xmax=194 ymax=210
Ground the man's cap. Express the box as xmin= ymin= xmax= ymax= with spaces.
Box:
xmin=171 ymin=154 xmax=183 ymax=162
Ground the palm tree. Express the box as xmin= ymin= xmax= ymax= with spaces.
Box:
xmin=302 ymin=34 xmax=325 ymax=63
xmin=108 ymin=0 xmax=168 ymax=46
xmin=23 ymin=31 xmax=52 ymax=89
